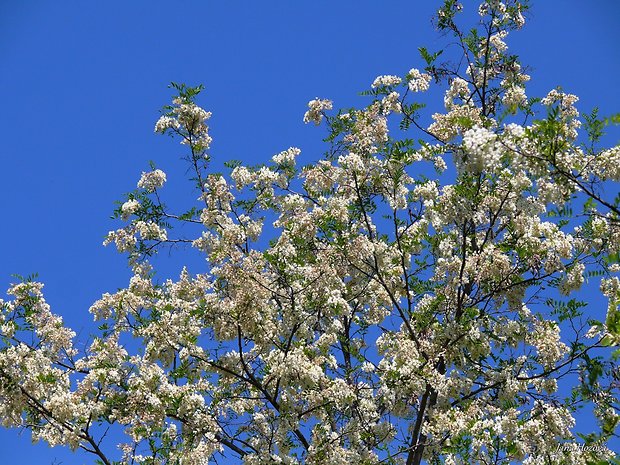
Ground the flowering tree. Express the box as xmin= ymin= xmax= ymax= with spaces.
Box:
xmin=2 ymin=1 xmax=620 ymax=464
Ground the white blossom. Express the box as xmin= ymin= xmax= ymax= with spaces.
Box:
xmin=303 ymin=97 xmax=333 ymax=125
xmin=371 ymin=74 xmax=402 ymax=88
xmin=137 ymin=169 xmax=167 ymax=192
xmin=407 ymin=68 xmax=431 ymax=92
xmin=121 ymin=199 xmax=140 ymax=220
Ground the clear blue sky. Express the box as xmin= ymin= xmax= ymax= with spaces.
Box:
xmin=1 ymin=1 xmax=619 ymax=463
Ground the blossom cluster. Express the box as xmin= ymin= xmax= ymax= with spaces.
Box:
xmin=137 ymin=169 xmax=167 ymax=192
xmin=303 ymin=98 xmax=333 ymax=125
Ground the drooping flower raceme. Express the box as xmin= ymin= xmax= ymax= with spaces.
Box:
xmin=303 ymin=97 xmax=333 ymax=125
xmin=407 ymin=68 xmax=431 ymax=92
xmin=137 ymin=169 xmax=167 ymax=192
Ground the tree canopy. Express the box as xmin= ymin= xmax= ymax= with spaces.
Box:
xmin=1 ymin=1 xmax=620 ymax=464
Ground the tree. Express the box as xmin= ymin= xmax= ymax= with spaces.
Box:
xmin=1 ymin=1 xmax=620 ymax=463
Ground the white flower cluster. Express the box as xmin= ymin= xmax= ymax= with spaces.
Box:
xmin=501 ymin=62 xmax=530 ymax=108
xmin=230 ymin=165 xmax=253 ymax=189
xmin=271 ymin=146 xmax=301 ymax=166
xmin=103 ymin=227 xmax=137 ymax=252
xmin=489 ymin=30 xmax=509 ymax=54
xmin=371 ymin=74 xmax=402 ymax=88
xmin=479 ymin=1 xmax=525 ymax=28
xmin=156 ymin=97 xmax=213 ymax=152
xmin=302 ymin=160 xmax=337 ymax=194
xmin=502 ymin=84 xmax=527 ymax=108
xmin=428 ymin=104 xmax=482 ymax=141
xmin=343 ymin=103 xmax=388 ymax=153
xmin=303 ymin=97 xmax=333 ymax=125
xmin=6 ymin=282 xmax=76 ymax=356
xmin=528 ymin=319 xmax=569 ymax=369
xmin=121 ymin=198 xmax=140 ymax=220
xmin=559 ymin=262 xmax=585 ymax=295
xmin=444 ymin=78 xmax=470 ymax=109
xmin=137 ymin=169 xmax=167 ymax=192
xmin=591 ymin=146 xmax=620 ymax=181
xmin=380 ymin=91 xmax=401 ymax=115
xmin=135 ymin=221 xmax=167 ymax=242
xmin=407 ymin=68 xmax=431 ymax=92
xmin=541 ymin=89 xmax=578 ymax=108
xmin=154 ymin=115 xmax=180 ymax=133
xmin=460 ymin=126 xmax=501 ymax=173
xmin=541 ymin=89 xmax=581 ymax=139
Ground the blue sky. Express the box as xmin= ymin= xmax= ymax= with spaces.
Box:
xmin=1 ymin=1 xmax=619 ymax=463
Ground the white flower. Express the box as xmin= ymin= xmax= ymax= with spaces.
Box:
xmin=444 ymin=78 xmax=470 ymax=109
xmin=135 ymin=221 xmax=167 ymax=241
xmin=103 ymin=227 xmax=137 ymax=252
xmin=585 ymin=325 xmax=603 ymax=339
xmin=489 ymin=31 xmax=509 ymax=53
xmin=407 ymin=68 xmax=431 ymax=92
xmin=381 ymin=91 xmax=401 ymax=114
xmin=460 ymin=126 xmax=501 ymax=172
xmin=121 ymin=199 xmax=140 ymax=220
xmin=303 ymin=98 xmax=333 ymax=125
xmin=502 ymin=85 xmax=527 ymax=108
xmin=137 ymin=169 xmax=167 ymax=192
xmin=154 ymin=115 xmax=180 ymax=133
xmin=560 ymin=262 xmax=585 ymax=295
xmin=272 ymin=147 xmax=300 ymax=166
xmin=371 ymin=75 xmax=402 ymax=88
xmin=231 ymin=166 xmax=254 ymax=189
